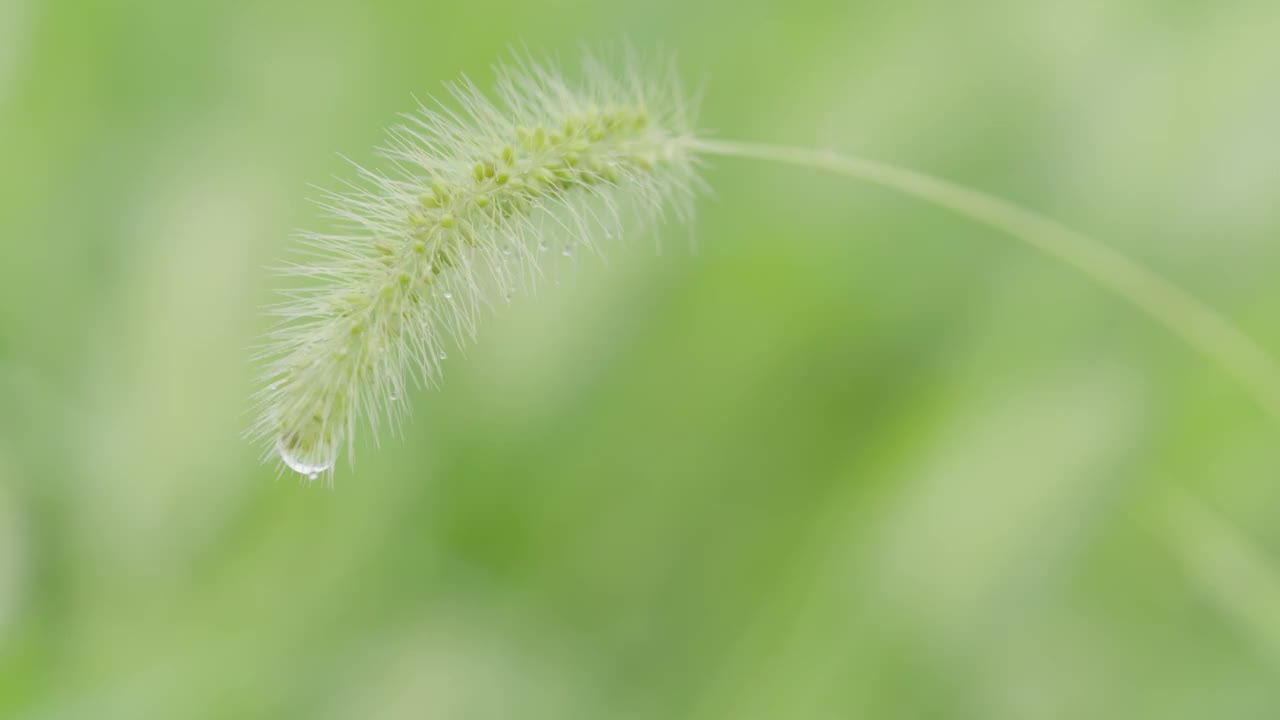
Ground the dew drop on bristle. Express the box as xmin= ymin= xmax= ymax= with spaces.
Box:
xmin=438 ymin=351 xmax=448 ymax=360
xmin=276 ymin=437 xmax=334 ymax=479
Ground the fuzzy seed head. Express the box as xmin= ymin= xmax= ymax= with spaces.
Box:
xmin=252 ymin=51 xmax=704 ymax=481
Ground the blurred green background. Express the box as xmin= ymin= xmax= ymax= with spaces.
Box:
xmin=3 ymin=0 xmax=1280 ymax=717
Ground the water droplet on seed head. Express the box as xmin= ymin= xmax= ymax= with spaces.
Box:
xmin=276 ymin=436 xmax=335 ymax=480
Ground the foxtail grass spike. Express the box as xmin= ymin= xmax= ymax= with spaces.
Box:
xmin=252 ymin=52 xmax=703 ymax=481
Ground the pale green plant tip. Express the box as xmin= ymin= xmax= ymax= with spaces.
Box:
xmin=254 ymin=51 xmax=702 ymax=481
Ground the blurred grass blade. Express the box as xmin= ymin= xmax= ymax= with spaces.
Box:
xmin=1166 ymin=492 xmax=1280 ymax=667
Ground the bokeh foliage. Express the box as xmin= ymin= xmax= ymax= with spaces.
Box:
xmin=2 ymin=0 xmax=1280 ymax=717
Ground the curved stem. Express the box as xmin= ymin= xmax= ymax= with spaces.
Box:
xmin=697 ymin=138 xmax=1280 ymax=420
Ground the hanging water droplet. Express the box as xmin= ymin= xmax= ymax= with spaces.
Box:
xmin=438 ymin=350 xmax=448 ymax=360
xmin=561 ymin=246 xmax=572 ymax=257
xmin=276 ymin=436 xmax=334 ymax=479
xmin=539 ymin=241 xmax=549 ymax=252
xmin=442 ymin=291 xmax=453 ymax=299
